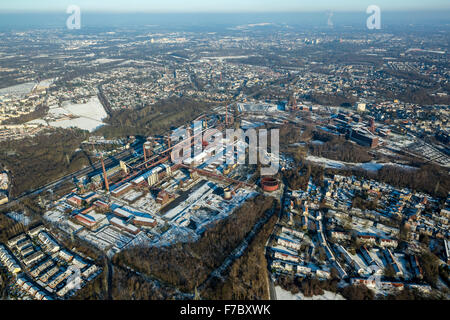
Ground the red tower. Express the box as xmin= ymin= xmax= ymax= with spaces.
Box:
xmin=225 ymin=105 xmax=228 ymax=126
xmin=101 ymin=156 xmax=109 ymax=192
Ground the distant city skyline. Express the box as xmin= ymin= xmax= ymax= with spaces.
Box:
xmin=1 ymin=0 xmax=450 ymax=13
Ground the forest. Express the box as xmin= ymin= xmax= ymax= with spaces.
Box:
xmin=0 ymin=129 xmax=89 ymax=197
xmin=113 ymin=195 xmax=276 ymax=292
xmin=308 ymin=130 xmax=374 ymax=163
xmin=96 ymin=97 xmax=217 ymax=138
xmin=351 ymin=164 xmax=450 ymax=199
xmin=201 ymin=213 xmax=278 ymax=300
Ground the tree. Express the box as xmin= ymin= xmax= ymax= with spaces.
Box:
xmin=419 ymin=252 xmax=440 ymax=287
xmin=384 ymin=265 xmax=396 ymax=279
xmin=341 ymin=284 xmax=375 ymax=300
xmin=419 ymin=234 xmax=430 ymax=247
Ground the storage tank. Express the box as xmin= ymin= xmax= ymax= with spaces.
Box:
xmin=261 ymin=177 xmax=279 ymax=192
xmin=144 ymin=141 xmax=153 ymax=159
xmin=224 ymin=188 xmax=232 ymax=200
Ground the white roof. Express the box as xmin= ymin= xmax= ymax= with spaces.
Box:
xmin=110 ymin=217 xmax=139 ymax=233
xmin=113 ymin=207 xmax=134 ymax=219
xmin=134 ymin=216 xmax=156 ymax=224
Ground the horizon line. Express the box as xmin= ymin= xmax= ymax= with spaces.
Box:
xmin=2 ymin=9 xmax=450 ymax=14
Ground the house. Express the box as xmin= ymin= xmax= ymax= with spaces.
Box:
xmin=112 ymin=207 xmax=134 ymax=219
xmin=74 ymin=206 xmax=106 ymax=229
xmin=357 ymin=234 xmax=377 ymax=245
xmin=351 ymin=278 xmax=376 ymax=289
xmin=380 ymin=281 xmax=404 ymax=291
xmin=337 ymin=245 xmax=367 ymax=275
xmin=281 ymin=227 xmax=304 ymax=240
xmin=277 ymin=236 xmax=301 ymax=251
xmin=58 ymin=249 xmax=74 ymax=263
xmin=94 ymin=200 xmax=109 ymax=210
xmin=316 ymin=269 xmax=331 ymax=279
xmin=379 ymin=238 xmax=398 ymax=249
xmin=7 ymin=233 xmax=27 ymax=247
xmin=82 ymin=265 xmax=99 ymax=279
xmin=273 ymin=251 xmax=299 ymax=263
xmin=297 ymin=265 xmax=312 ymax=275
xmin=330 ymin=231 xmax=351 ymax=241
xmin=23 ymin=250 xmax=44 ymax=266
xmin=37 ymin=232 xmax=60 ymax=253
xmin=28 ymin=225 xmax=45 ymax=237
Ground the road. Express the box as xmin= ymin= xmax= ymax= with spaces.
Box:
xmin=266 ymin=178 xmax=288 ymax=300
xmin=268 ymin=276 xmax=277 ymax=300
xmin=106 ymin=258 xmax=113 ymax=300
xmin=115 ymin=263 xmax=194 ymax=300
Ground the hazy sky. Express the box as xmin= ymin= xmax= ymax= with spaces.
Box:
xmin=1 ymin=0 xmax=450 ymax=13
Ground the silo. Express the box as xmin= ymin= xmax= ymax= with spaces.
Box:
xmin=224 ymin=188 xmax=232 ymax=200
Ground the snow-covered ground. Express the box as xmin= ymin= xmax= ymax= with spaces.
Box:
xmin=306 ymin=156 xmax=417 ymax=172
xmin=28 ymin=96 xmax=108 ymax=132
xmin=92 ymin=58 xmax=123 ymax=64
xmin=0 ymin=81 xmax=36 ymax=97
xmin=49 ymin=117 xmax=106 ymax=132
xmin=275 ymin=286 xmax=346 ymax=300
xmin=150 ymin=225 xmax=200 ymax=248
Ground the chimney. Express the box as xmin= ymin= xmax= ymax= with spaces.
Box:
xmin=101 ymin=156 xmax=109 ymax=192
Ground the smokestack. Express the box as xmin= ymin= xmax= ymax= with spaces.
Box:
xmin=224 ymin=188 xmax=232 ymax=200
xmin=143 ymin=144 xmax=148 ymax=163
xmin=143 ymin=142 xmax=152 ymax=168
xmin=101 ymin=156 xmax=109 ymax=192
xmin=225 ymin=105 xmax=228 ymax=126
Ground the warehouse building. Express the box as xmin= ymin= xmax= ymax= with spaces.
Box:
xmin=133 ymin=215 xmax=157 ymax=228
xmin=110 ymin=217 xmax=140 ymax=235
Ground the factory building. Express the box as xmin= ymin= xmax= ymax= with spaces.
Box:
xmin=110 ymin=217 xmax=140 ymax=235
xmin=112 ymin=207 xmax=135 ymax=219
xmin=133 ymin=216 xmax=157 ymax=228
xmin=67 ymin=195 xmax=83 ymax=207
xmin=349 ymin=129 xmax=379 ymax=148
xmin=94 ymin=200 xmax=109 ymax=210
xmin=111 ymin=182 xmax=133 ymax=198
xmin=156 ymin=190 xmax=171 ymax=205
xmin=74 ymin=213 xmax=98 ymax=229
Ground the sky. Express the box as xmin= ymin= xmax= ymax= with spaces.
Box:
xmin=1 ymin=0 xmax=450 ymax=13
